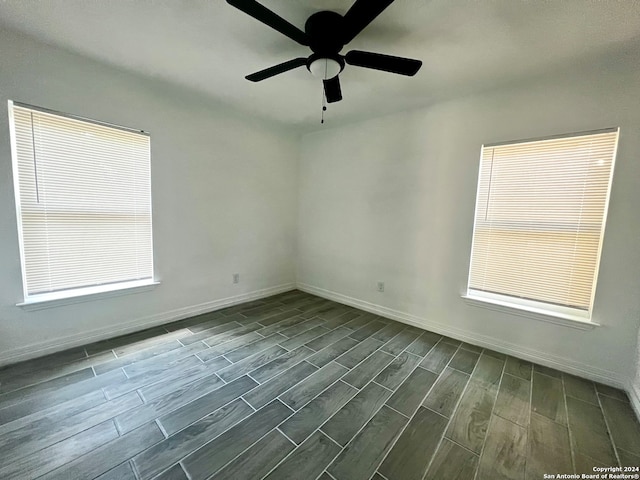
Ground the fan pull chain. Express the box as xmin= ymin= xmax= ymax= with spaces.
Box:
xmin=321 ymin=82 xmax=327 ymax=124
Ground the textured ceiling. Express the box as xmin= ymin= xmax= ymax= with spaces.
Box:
xmin=1 ymin=0 xmax=640 ymax=131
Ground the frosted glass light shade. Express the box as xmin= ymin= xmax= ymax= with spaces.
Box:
xmin=309 ymin=58 xmax=341 ymax=80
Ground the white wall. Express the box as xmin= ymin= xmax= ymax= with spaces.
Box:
xmin=0 ymin=29 xmax=298 ymax=365
xmin=297 ymin=49 xmax=640 ymax=387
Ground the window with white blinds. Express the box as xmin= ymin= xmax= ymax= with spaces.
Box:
xmin=9 ymin=101 xmax=154 ymax=303
xmin=467 ymin=128 xmax=618 ymax=321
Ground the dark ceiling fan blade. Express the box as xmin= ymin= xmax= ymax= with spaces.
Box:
xmin=245 ymin=57 xmax=308 ymax=82
xmin=345 ymin=50 xmax=422 ymax=76
xmin=341 ymin=0 xmax=395 ymax=44
xmin=323 ymin=76 xmax=342 ymax=103
xmin=226 ymin=0 xmax=309 ymax=46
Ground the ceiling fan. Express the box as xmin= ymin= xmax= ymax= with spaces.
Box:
xmin=226 ymin=0 xmax=422 ymax=103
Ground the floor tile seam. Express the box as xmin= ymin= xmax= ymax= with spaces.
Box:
xmin=524 ymin=351 xmax=540 ymax=480
xmin=0 ymin=363 xmax=98 ymax=398
xmin=596 ymin=380 xmax=623 ymax=467
xmin=277 ymin=328 xmax=333 ymax=352
xmin=182 ymin=398 xmax=297 ymax=480
xmin=375 ymin=345 xmax=467 ymax=480
xmin=138 ymin=364 xmax=227 ymax=403
xmin=282 ymin=374 xmax=383 ymax=447
xmin=323 ymin=371 xmax=422 ymax=476
xmin=125 ymin=370 xmax=234 ymax=434
xmin=0 ymin=417 xmax=121 ymax=477
xmin=258 ymin=414 xmax=346 ymax=480
xmin=469 ymin=351 xmax=507 ymax=480
xmin=276 ymin=364 xmax=353 ymax=411
xmin=561 ymin=372 xmax=584 ymax=474
xmin=0 ymin=387 xmax=108 ymax=436
xmin=221 ymin=341 xmax=290 ymax=369
xmin=137 ymin=396 xmax=260 ymax=477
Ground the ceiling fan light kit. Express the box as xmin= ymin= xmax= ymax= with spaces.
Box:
xmin=226 ymin=0 xmax=422 ymax=107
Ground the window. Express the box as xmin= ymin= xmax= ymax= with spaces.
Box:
xmin=466 ymin=128 xmax=619 ymax=323
xmin=9 ymin=101 xmax=155 ymax=304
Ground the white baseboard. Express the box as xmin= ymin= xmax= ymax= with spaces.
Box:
xmin=0 ymin=283 xmax=295 ymax=367
xmin=297 ymin=282 xmax=629 ymax=390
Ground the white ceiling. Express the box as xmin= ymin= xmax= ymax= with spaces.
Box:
xmin=1 ymin=0 xmax=640 ymax=130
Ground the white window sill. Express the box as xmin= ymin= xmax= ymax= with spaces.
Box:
xmin=17 ymin=279 xmax=160 ymax=310
xmin=461 ymin=294 xmax=599 ymax=330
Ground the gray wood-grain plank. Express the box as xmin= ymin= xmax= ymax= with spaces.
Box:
xmin=599 ymin=394 xmax=640 ymax=455
xmin=197 ymin=331 xmax=263 ymax=362
xmin=115 ymin=372 xmax=225 ymax=433
xmin=472 ymin=354 xmax=504 ymax=390
xmin=531 ymin=372 xmax=566 ymax=425
xmin=341 ymin=350 xmax=394 ymax=389
xmin=526 ymin=412 xmax=572 ymax=480
xmin=374 ymin=351 xmax=421 ymax=391
xmin=563 ymin=373 xmax=598 ymax=405
xmin=445 ymin=380 xmax=498 ymax=453
xmin=618 ymin=449 xmax=640 ymax=468
xmin=424 ymin=438 xmax=479 ymax=480
xmin=419 ymin=341 xmax=458 ymax=374
xmin=335 ymin=336 xmax=383 ymax=369
xmin=280 ymin=325 xmax=331 ymax=350
xmin=279 ymin=362 xmax=347 ymax=410
xmin=181 ymin=400 xmax=292 ymax=480
xmin=405 ymin=331 xmax=441 ymax=357
xmin=280 ymin=380 xmax=357 ymax=444
xmin=477 ymin=415 xmax=527 ymax=480
xmin=378 ymin=406 xmax=448 ymax=480
xmin=217 ymin=345 xmax=288 ymax=382
xmin=264 ymin=431 xmax=342 ymax=480
xmin=372 ymin=323 xmax=405 ymax=343
xmin=422 ymin=366 xmax=469 ymax=418
xmin=493 ymin=373 xmax=531 ymax=427
xmin=249 ymin=346 xmax=314 ymax=383
xmin=327 ymin=406 xmax=408 ymax=480
xmin=209 ymin=429 xmax=295 ymax=480
xmin=595 ymin=383 xmax=629 ymax=402
xmin=386 ymin=366 xmax=438 ymax=417
xmin=307 ymin=337 xmax=359 ymax=368
xmin=224 ymin=333 xmax=287 ymax=363
xmin=243 ymin=361 xmax=318 ymax=409
xmin=0 ymin=368 xmax=123 ymax=427
xmin=448 ymin=348 xmax=480 ymax=374
xmin=0 ymin=420 xmax=119 ymax=479
xmin=504 ymin=356 xmax=532 ymax=381
xmin=158 ymin=375 xmax=257 ymax=436
xmin=380 ymin=329 xmax=421 ymax=356
xmin=566 ymin=396 xmax=617 ymax=465
xmin=133 ymin=398 xmax=254 ymax=480
xmin=306 ymin=327 xmax=352 ymax=352
xmin=349 ymin=320 xmax=387 ymax=342
xmin=151 ymin=463 xmax=189 ymax=480
xmin=94 ymin=461 xmax=137 ymax=480
xmin=39 ymin=422 xmax=164 ymax=480
xmin=0 ymin=391 xmax=142 ymax=464
xmin=321 ymin=381 xmax=392 ymax=446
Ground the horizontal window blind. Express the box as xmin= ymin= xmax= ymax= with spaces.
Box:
xmin=9 ymin=102 xmax=153 ymax=298
xmin=468 ymin=129 xmax=618 ymax=316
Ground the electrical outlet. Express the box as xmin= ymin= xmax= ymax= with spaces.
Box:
xmin=233 ymin=273 xmax=240 ymax=284
xmin=377 ymin=281 xmax=384 ymax=292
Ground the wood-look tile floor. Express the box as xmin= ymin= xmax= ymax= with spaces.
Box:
xmin=1 ymin=290 xmax=639 ymax=480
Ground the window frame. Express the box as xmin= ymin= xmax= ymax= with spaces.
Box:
xmin=8 ymin=100 xmax=158 ymax=307
xmin=463 ymin=128 xmax=619 ymax=329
